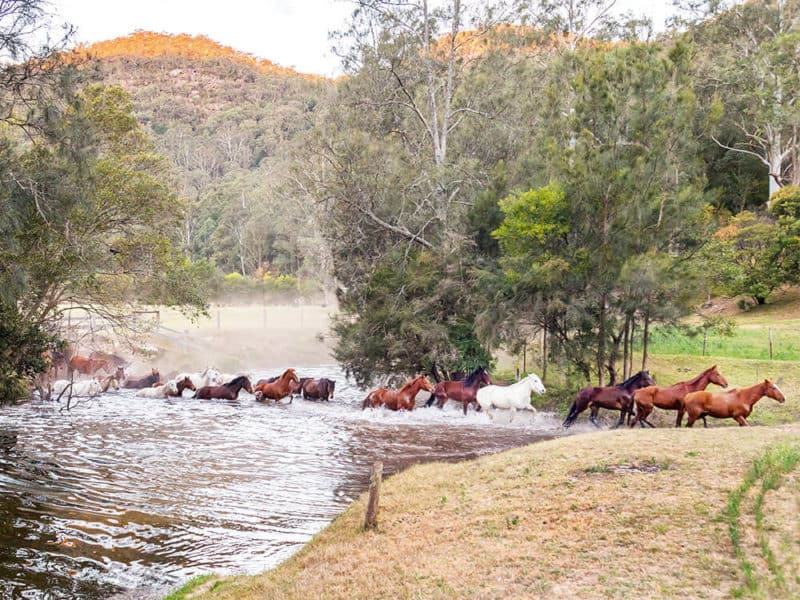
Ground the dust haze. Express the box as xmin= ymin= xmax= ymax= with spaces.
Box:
xmin=121 ymin=302 xmax=337 ymax=378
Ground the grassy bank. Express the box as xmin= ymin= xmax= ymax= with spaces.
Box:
xmin=168 ymin=426 xmax=800 ymax=599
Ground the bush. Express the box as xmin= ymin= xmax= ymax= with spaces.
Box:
xmin=769 ymin=185 xmax=800 ymax=220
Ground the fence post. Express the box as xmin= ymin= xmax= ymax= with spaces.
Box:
xmin=364 ymin=461 xmax=383 ymax=530
xmin=768 ymin=328 xmax=773 ymax=361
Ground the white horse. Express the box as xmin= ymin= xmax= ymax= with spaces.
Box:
xmin=136 ymin=380 xmax=178 ymax=398
xmin=476 ymin=373 xmax=547 ymax=422
xmin=181 ymin=367 xmax=223 ymax=389
xmin=52 ymin=378 xmax=102 ymax=398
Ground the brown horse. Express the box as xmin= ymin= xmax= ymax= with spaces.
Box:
xmin=68 ymin=355 xmax=111 ymax=376
xmin=89 ymin=350 xmax=128 ymax=368
xmin=631 ymin=365 xmax=729 ymax=428
xmin=301 ymin=378 xmax=336 ymax=401
xmin=563 ymin=371 xmax=656 ymax=428
xmin=166 ymin=376 xmax=196 ymax=398
xmin=425 ymin=367 xmax=492 ymax=415
xmin=123 ymin=369 xmax=161 ymax=389
xmin=362 ymin=375 xmax=434 ymax=411
xmin=194 ymin=375 xmax=253 ymax=400
xmin=684 ymin=379 xmax=785 ymax=427
xmin=254 ymin=368 xmax=300 ymax=402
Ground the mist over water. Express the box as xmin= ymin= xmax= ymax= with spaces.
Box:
xmin=0 ymin=366 xmax=563 ymax=599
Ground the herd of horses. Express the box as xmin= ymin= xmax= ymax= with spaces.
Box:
xmin=43 ymin=351 xmax=786 ymax=427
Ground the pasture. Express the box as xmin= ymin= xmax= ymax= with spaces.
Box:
xmin=168 ymin=426 xmax=800 ymax=599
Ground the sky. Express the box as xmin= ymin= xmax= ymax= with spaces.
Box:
xmin=51 ymin=0 xmax=675 ymax=77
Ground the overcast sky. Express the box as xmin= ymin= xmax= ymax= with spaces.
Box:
xmin=51 ymin=0 xmax=675 ymax=77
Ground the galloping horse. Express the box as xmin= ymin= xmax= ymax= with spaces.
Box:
xmin=52 ymin=378 xmax=102 ymax=398
xmin=476 ymin=373 xmax=546 ymax=422
xmin=630 ymin=365 xmax=729 ymax=428
xmin=68 ymin=355 xmax=111 ymax=376
xmin=425 ymin=367 xmax=492 ymax=415
xmin=254 ymin=369 xmax=300 ymax=402
xmin=683 ymin=380 xmax=785 ymax=427
xmin=301 ymin=378 xmax=336 ymax=401
xmin=362 ymin=375 xmax=434 ymax=411
xmin=563 ymin=371 xmax=656 ymax=428
xmin=195 ymin=375 xmax=254 ymax=400
xmin=122 ymin=369 xmax=161 ymax=389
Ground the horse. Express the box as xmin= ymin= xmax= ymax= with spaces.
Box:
xmin=137 ymin=376 xmax=196 ymax=399
xmin=194 ymin=375 xmax=254 ymax=400
xmin=52 ymin=378 xmax=102 ymax=398
xmin=181 ymin=367 xmax=224 ymax=389
xmin=301 ymin=378 xmax=336 ymax=401
xmin=562 ymin=371 xmax=656 ymax=428
xmin=122 ymin=369 xmax=161 ymax=390
xmin=362 ymin=375 xmax=434 ymax=411
xmin=98 ymin=374 xmax=120 ymax=393
xmin=683 ymin=380 xmax=785 ymax=427
xmin=68 ymin=355 xmax=111 ymax=376
xmin=630 ymin=365 xmax=729 ymax=428
xmin=476 ymin=373 xmax=546 ymax=422
xmin=425 ymin=367 xmax=492 ymax=415
xmin=89 ymin=350 xmax=128 ymax=368
xmin=256 ymin=375 xmax=307 ymax=398
xmin=254 ymin=369 xmax=300 ymax=402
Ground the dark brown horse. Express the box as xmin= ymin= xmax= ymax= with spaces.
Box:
xmin=362 ymin=375 xmax=434 ymax=411
xmin=683 ymin=380 xmax=785 ymax=427
xmin=68 ymin=355 xmax=111 ymax=376
xmin=301 ymin=378 xmax=336 ymax=401
xmin=254 ymin=368 xmax=300 ymax=402
xmin=563 ymin=371 xmax=656 ymax=428
xmin=425 ymin=367 xmax=492 ymax=415
xmin=123 ymin=368 xmax=161 ymax=389
xmin=631 ymin=365 xmax=729 ymax=428
xmin=194 ymin=375 xmax=253 ymax=400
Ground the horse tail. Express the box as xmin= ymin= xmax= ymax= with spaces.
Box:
xmin=362 ymin=393 xmax=372 ymax=410
xmin=563 ymin=390 xmax=589 ymax=428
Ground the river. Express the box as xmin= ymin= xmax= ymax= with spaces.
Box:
xmin=0 ymin=366 xmax=564 ymax=599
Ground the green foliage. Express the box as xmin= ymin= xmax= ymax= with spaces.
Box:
xmin=0 ymin=302 xmax=61 ymax=403
xmin=769 ymin=185 xmax=800 ymax=220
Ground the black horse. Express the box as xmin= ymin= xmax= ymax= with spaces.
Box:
xmin=563 ymin=370 xmax=656 ymax=428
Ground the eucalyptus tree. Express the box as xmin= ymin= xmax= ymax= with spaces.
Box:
xmin=692 ymin=0 xmax=800 ymax=198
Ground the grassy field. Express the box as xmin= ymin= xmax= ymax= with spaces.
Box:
xmin=167 ymin=426 xmax=800 ymax=599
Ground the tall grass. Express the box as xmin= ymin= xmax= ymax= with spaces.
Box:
xmin=645 ymin=325 xmax=800 ymax=361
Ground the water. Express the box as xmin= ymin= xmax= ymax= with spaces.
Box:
xmin=0 ymin=367 xmax=563 ymax=599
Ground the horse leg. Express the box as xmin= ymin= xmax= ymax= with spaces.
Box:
xmin=735 ymin=416 xmax=748 ymax=426
xmin=589 ymin=405 xmax=600 ymax=428
xmin=685 ymin=413 xmax=696 ymax=428
xmin=613 ymin=409 xmax=625 ymax=429
xmin=702 ymin=415 xmax=709 ymax=428
xmin=462 ymin=400 xmax=469 ymax=416
xmin=509 ymin=407 xmax=516 ymax=423
xmin=675 ymin=407 xmax=685 ymax=428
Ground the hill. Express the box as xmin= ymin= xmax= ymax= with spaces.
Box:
xmin=80 ymin=32 xmax=334 ymax=285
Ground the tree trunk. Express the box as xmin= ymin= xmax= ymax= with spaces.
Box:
xmin=628 ymin=317 xmax=636 ymax=377
xmin=641 ymin=313 xmax=650 ymax=371
xmin=541 ymin=327 xmax=547 ymax=384
xmin=622 ymin=314 xmax=630 ymax=380
xmin=597 ymin=293 xmax=607 ymax=386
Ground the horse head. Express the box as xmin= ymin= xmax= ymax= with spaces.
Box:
xmin=151 ymin=368 xmax=160 ymax=378
xmin=327 ymin=379 xmax=335 ymax=399
xmin=418 ymin=375 xmax=434 ymax=393
xmin=242 ymin=376 xmax=254 ymax=394
xmin=179 ymin=376 xmax=196 ymax=392
xmin=285 ymin=368 xmax=299 ymax=383
xmin=114 ymin=366 xmax=126 ymax=381
xmin=708 ymin=365 xmax=729 ymax=388
xmin=524 ymin=373 xmax=547 ymax=395
xmin=764 ymin=379 xmax=785 ymax=403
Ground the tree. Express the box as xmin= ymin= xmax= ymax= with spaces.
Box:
xmin=695 ymin=0 xmax=800 ymax=198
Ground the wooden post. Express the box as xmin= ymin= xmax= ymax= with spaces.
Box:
xmin=769 ymin=328 xmax=773 ymax=361
xmin=364 ymin=461 xmax=383 ymax=530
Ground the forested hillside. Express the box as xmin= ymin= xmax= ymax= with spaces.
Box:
xmin=84 ymin=32 xmax=335 ymax=294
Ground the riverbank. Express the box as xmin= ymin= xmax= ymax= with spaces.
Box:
xmin=166 ymin=425 xmax=800 ymax=599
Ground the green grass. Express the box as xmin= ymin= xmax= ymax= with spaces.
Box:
xmin=646 ymin=324 xmax=800 ymax=361
xmin=163 ymin=575 xmax=217 ymax=600
xmin=726 ymin=444 xmax=800 ymax=597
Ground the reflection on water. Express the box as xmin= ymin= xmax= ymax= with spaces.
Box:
xmin=0 ymin=367 xmax=563 ymax=598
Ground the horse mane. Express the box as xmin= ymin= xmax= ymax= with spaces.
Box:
xmin=618 ymin=371 xmax=648 ymax=388
xmin=687 ymin=365 xmax=716 ymax=386
xmin=400 ymin=375 xmax=424 ymax=392
xmin=227 ymin=375 xmax=249 ymax=387
xmin=463 ymin=367 xmax=486 ymax=387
